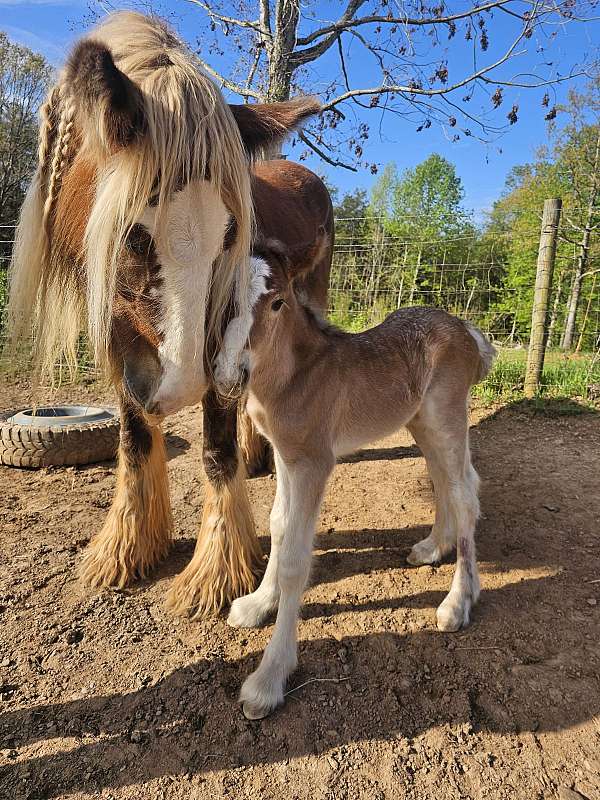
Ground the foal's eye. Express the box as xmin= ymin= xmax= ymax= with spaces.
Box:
xmin=271 ymin=298 xmax=285 ymax=312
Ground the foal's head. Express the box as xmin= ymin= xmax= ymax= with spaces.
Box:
xmin=9 ymin=11 xmax=319 ymax=417
xmin=214 ymin=230 xmax=328 ymax=396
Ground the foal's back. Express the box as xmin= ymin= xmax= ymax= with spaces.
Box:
xmin=325 ymin=306 xmax=483 ymax=455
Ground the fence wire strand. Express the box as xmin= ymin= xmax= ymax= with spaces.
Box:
xmin=1 ymin=214 xmax=599 ymax=400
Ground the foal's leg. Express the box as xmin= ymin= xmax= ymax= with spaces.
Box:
xmin=80 ymin=393 xmax=172 ymax=588
xmin=228 ymin=449 xmax=289 ymax=627
xmin=166 ymin=390 xmax=263 ymax=618
xmin=407 ymin=398 xmax=480 ymax=631
xmin=406 ymin=416 xmax=456 ymax=566
xmin=240 ymin=454 xmax=333 ymax=719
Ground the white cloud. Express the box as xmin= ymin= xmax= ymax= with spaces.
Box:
xmin=2 ymin=24 xmax=69 ymax=64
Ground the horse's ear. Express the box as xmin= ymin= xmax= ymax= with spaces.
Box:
xmin=229 ymin=97 xmax=321 ymax=157
xmin=65 ymin=40 xmax=146 ymax=152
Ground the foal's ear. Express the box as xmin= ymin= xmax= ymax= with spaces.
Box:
xmin=229 ymin=97 xmax=321 ymax=158
xmin=286 ymin=225 xmax=329 ymax=280
xmin=253 ymin=238 xmax=292 ymax=278
xmin=66 ymin=40 xmax=146 ymax=152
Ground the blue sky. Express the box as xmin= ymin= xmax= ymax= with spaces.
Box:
xmin=1 ymin=0 xmax=598 ymax=220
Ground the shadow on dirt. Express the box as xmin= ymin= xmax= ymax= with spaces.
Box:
xmin=165 ymin=433 xmax=191 ymax=461
xmin=339 ymin=444 xmax=421 ymax=464
xmin=2 ymin=563 xmax=599 ymax=799
xmin=1 ymin=399 xmax=599 ymax=797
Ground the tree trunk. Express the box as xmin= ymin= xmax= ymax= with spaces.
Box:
xmin=547 ymin=267 xmax=564 ymax=348
xmin=561 ymin=126 xmax=600 ymax=350
xmin=408 ymin=246 xmax=422 ymax=305
xmin=575 ymin=272 xmax=597 ymax=353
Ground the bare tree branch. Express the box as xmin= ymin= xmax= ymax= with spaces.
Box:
xmin=187 ymin=0 xmax=267 ymax=36
xmin=196 ymin=55 xmax=263 ymax=99
xmin=189 ymin=0 xmax=597 ymax=171
xmin=259 ymin=0 xmax=271 ymax=36
xmin=296 ymin=0 xmax=519 ymax=48
xmin=298 ymin=130 xmax=358 ymax=171
xmin=291 ymin=0 xmax=366 ymax=64
xmin=320 ymin=19 xmax=535 ymax=112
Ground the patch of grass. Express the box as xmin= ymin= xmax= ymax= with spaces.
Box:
xmin=473 ymin=348 xmax=600 ymax=407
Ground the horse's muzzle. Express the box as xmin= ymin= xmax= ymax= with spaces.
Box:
xmin=123 ymin=352 xmax=163 ymax=416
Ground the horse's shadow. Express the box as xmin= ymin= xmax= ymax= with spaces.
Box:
xmin=1 ymin=562 xmax=599 ymax=797
xmin=1 ymin=398 xmax=598 ymax=797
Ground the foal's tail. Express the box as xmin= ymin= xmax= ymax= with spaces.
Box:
xmin=465 ymin=322 xmax=497 ymax=384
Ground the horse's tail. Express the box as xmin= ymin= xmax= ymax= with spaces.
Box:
xmin=465 ymin=322 xmax=497 ymax=384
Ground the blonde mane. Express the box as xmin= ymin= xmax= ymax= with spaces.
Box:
xmin=8 ymin=11 xmax=252 ymax=379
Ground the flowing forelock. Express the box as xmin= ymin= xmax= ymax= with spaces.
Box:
xmin=7 ymin=11 xmax=252 ymax=379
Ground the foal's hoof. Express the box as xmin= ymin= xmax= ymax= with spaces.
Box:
xmin=228 ymin=592 xmax=275 ymax=628
xmin=242 ymin=699 xmax=273 ymax=720
xmin=239 ymin=667 xmax=287 ymax=720
xmin=436 ymin=595 xmax=471 ymax=632
xmin=407 ymin=535 xmax=449 ymax=566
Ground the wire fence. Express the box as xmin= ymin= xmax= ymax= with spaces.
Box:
xmin=1 ymin=210 xmax=599 ymax=403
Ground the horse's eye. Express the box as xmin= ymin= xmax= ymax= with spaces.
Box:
xmin=271 ymin=298 xmax=285 ymax=312
xmin=126 ymin=224 xmax=154 ymax=257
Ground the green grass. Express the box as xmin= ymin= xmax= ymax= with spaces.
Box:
xmin=473 ymin=348 xmax=600 ymax=406
xmin=329 ymin=295 xmax=600 ymax=407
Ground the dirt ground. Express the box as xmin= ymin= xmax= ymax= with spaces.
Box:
xmin=0 ymin=378 xmax=599 ymax=800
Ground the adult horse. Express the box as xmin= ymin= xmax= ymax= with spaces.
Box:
xmin=8 ymin=12 xmax=333 ymax=617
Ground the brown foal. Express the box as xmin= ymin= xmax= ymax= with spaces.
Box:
xmin=215 ymin=236 xmax=496 ymax=720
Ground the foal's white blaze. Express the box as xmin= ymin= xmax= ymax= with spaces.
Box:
xmin=214 ymin=255 xmax=270 ymax=394
xmin=140 ymin=180 xmax=229 ymax=415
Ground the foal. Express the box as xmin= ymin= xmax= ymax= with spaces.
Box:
xmin=215 ymin=236 xmax=496 ymax=720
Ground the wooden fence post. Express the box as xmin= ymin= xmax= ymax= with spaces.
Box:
xmin=524 ymin=198 xmax=562 ymax=398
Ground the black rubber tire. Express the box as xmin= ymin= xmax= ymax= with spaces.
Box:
xmin=0 ymin=409 xmax=120 ymax=469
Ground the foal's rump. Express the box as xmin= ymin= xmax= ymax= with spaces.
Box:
xmin=382 ymin=307 xmax=496 ymax=394
xmin=463 ymin=320 xmax=497 ymax=384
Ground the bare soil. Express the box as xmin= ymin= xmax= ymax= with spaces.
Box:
xmin=1 ymin=378 xmax=599 ymax=800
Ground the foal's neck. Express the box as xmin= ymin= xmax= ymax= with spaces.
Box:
xmin=253 ymin=299 xmax=335 ymax=387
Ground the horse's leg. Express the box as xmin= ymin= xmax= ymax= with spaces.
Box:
xmin=228 ymin=448 xmax=289 ymax=627
xmin=79 ymin=393 xmax=172 ymax=588
xmin=240 ymin=453 xmax=332 ymax=719
xmin=238 ymin=394 xmax=274 ymax=477
xmin=166 ymin=390 xmax=263 ymax=617
xmin=407 ymin=395 xmax=480 ymax=631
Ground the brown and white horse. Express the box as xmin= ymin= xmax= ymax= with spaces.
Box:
xmin=215 ymin=237 xmax=496 ymax=719
xmin=7 ymin=12 xmax=333 ymax=617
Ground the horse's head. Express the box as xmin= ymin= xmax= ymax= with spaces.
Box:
xmin=8 ymin=12 xmax=319 ymax=417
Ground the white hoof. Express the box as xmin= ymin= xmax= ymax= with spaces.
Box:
xmin=407 ymin=534 xmax=452 ymax=566
xmin=436 ymin=593 xmax=471 ymax=632
xmin=239 ymin=666 xmax=287 ymax=720
xmin=228 ymin=591 xmax=278 ymax=628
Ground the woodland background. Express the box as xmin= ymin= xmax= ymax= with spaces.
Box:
xmin=1 ymin=7 xmax=599 ymax=402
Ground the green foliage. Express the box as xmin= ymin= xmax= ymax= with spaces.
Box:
xmin=330 ymin=155 xmax=488 ymax=330
xmin=0 ymin=31 xmax=52 ymax=339
xmin=0 ymin=32 xmax=52 ymax=226
xmin=472 ymin=349 xmax=600 ymax=405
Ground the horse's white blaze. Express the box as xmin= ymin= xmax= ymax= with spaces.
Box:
xmin=140 ymin=180 xmax=229 ymax=415
xmin=214 ymin=255 xmax=270 ymax=394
